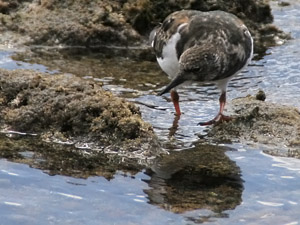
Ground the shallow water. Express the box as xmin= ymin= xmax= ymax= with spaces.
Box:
xmin=1 ymin=148 xmax=300 ymax=225
xmin=0 ymin=1 xmax=300 ymax=224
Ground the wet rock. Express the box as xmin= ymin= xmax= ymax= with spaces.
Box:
xmin=145 ymin=144 xmax=243 ymax=213
xmin=0 ymin=0 xmax=290 ymax=58
xmin=0 ymin=68 xmax=161 ymax=158
xmin=206 ymin=93 xmax=300 ymax=158
xmin=255 ymin=89 xmax=266 ymax=101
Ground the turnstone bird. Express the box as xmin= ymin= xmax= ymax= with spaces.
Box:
xmin=150 ymin=10 xmax=253 ymax=125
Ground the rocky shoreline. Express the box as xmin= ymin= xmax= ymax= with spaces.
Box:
xmin=0 ymin=0 xmax=290 ymax=57
xmin=204 ymin=92 xmax=300 ymax=159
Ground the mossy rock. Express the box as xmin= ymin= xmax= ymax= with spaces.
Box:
xmin=0 ymin=68 xmax=160 ymax=157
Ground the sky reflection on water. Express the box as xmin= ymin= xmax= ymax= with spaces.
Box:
xmin=0 ymin=148 xmax=300 ymax=225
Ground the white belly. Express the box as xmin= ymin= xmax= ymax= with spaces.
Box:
xmin=157 ymin=32 xmax=181 ymax=79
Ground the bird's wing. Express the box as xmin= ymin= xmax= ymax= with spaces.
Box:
xmin=159 ymin=42 xmax=244 ymax=96
xmin=178 ymin=44 xmax=225 ymax=82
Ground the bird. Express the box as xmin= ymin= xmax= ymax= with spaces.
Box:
xmin=150 ymin=10 xmax=253 ymax=125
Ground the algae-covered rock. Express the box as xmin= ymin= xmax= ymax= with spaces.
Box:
xmin=206 ymin=93 xmax=300 ymax=158
xmin=0 ymin=68 xmax=160 ymax=157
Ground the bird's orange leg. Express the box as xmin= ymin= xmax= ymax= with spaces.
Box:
xmin=170 ymin=90 xmax=181 ymax=116
xmin=198 ymin=92 xmax=231 ymax=126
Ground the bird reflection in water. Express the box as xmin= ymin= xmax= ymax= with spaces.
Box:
xmin=143 ymin=144 xmax=243 ymax=221
xmin=168 ymin=114 xmax=181 ymax=137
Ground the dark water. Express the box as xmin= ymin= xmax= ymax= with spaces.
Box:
xmin=1 ymin=1 xmax=300 ymax=224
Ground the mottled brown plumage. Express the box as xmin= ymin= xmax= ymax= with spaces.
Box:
xmin=150 ymin=10 xmax=253 ymax=124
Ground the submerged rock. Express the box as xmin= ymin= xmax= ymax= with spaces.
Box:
xmin=205 ymin=93 xmax=300 ymax=158
xmin=0 ymin=68 xmax=160 ymax=158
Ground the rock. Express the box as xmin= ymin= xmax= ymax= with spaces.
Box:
xmin=0 ymin=68 xmax=161 ymax=158
xmin=255 ymin=89 xmax=266 ymax=101
xmin=205 ymin=93 xmax=300 ymax=158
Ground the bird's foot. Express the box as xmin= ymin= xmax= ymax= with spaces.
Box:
xmin=198 ymin=113 xmax=231 ymax=126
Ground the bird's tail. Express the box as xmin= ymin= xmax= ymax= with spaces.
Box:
xmin=158 ymin=74 xmax=186 ymax=96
